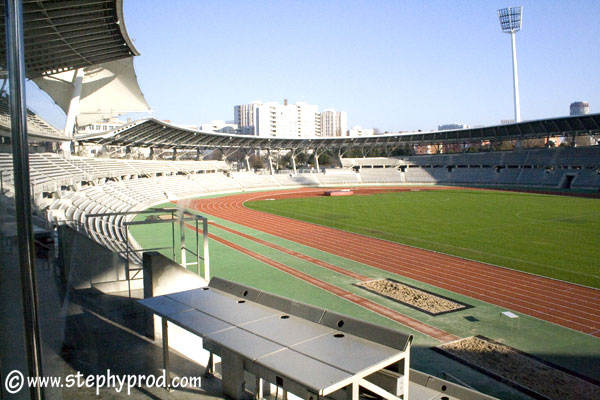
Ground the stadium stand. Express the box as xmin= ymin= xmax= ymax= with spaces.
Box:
xmin=404 ymin=167 xmax=439 ymax=183
xmin=359 ymin=168 xmax=404 ymax=184
xmin=272 ymin=173 xmax=320 ymax=186
xmin=6 ymin=144 xmax=597 ymax=284
xmin=344 ymin=146 xmax=600 ymax=188
xmin=315 ymin=169 xmax=361 ymax=185
xmin=0 ymin=95 xmax=64 ymax=139
xmin=230 ymin=171 xmax=280 ymax=189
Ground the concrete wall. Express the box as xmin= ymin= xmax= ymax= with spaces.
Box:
xmin=57 ymin=225 xmax=128 ymax=289
xmin=142 ymin=251 xmax=208 ymax=366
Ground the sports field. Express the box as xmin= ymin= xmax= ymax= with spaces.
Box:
xmin=245 ymin=189 xmax=600 ymax=288
xmin=129 ymin=187 xmax=600 ymax=396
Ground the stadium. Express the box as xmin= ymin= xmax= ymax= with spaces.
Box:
xmin=1 ymin=1 xmax=599 ymax=400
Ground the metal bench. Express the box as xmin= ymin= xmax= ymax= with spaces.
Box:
xmin=139 ymin=277 xmax=413 ymax=400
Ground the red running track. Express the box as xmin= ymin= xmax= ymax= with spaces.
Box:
xmin=179 ymin=187 xmax=600 ymax=337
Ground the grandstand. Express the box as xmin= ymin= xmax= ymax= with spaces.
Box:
xmin=2 ymin=144 xmax=582 ymax=287
xmin=343 ymin=146 xmax=600 ymax=189
xmin=0 ymin=95 xmax=66 ymax=140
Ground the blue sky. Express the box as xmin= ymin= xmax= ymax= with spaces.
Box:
xmin=27 ymin=0 xmax=600 ymax=132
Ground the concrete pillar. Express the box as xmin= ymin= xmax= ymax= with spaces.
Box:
xmin=245 ymin=155 xmax=251 ymax=172
xmin=62 ymin=68 xmax=84 ymax=157
xmin=267 ymin=150 xmax=274 ymax=175
xmin=291 ymin=152 xmax=297 ymax=175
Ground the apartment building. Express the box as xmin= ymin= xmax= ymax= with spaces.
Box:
xmin=320 ymin=109 xmax=347 ymax=137
xmin=234 ymin=100 xmax=327 ymax=137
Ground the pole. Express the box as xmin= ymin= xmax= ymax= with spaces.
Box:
xmin=203 ymin=217 xmax=209 ymax=281
xmin=5 ymin=0 xmax=44 ymax=398
xmin=510 ymin=32 xmax=521 ymax=123
xmin=179 ymin=210 xmax=185 ymax=267
xmin=195 ymin=218 xmax=200 ymax=275
xmin=171 ymin=211 xmax=175 ymax=260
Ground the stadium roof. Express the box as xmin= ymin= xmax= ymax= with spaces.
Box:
xmin=0 ymin=0 xmax=139 ymax=78
xmin=33 ymin=56 xmax=150 ymax=126
xmin=77 ymin=113 xmax=600 ymax=152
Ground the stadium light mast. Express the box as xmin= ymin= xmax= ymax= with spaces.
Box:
xmin=497 ymin=6 xmax=523 ymax=123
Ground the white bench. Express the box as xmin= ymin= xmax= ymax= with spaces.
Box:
xmin=139 ymin=277 xmax=413 ymax=400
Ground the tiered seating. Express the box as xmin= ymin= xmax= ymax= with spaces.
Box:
xmin=500 ymin=151 xmax=528 ymax=166
xmin=230 ymin=172 xmax=279 ymax=189
xmin=524 ymin=149 xmax=559 ymax=167
xmin=404 ymin=167 xmax=439 ymax=183
xmin=340 ymin=157 xmax=400 ymax=168
xmin=0 ymin=96 xmax=62 ymax=137
xmin=494 ymin=168 xmax=521 ymax=184
xmin=359 ymin=168 xmax=403 ymax=184
xmin=405 ymin=155 xmax=434 ymax=166
xmin=449 ymin=168 xmax=496 ymax=184
xmin=154 ymin=175 xmax=207 ymax=198
xmin=0 ymin=153 xmax=13 ymax=188
xmin=557 ymin=146 xmax=600 ymax=167
xmin=169 ymin=160 xmax=229 ymax=173
xmin=272 ymin=174 xmax=320 ymax=186
xmin=187 ymin=173 xmax=242 ymax=193
xmin=516 ymin=169 xmax=546 ymax=186
xmin=69 ymin=157 xmax=139 ymax=178
xmin=315 ymin=170 xmax=360 ymax=185
xmin=448 ymin=152 xmax=502 ymax=166
xmin=541 ymin=170 xmax=565 ymax=186
xmin=124 ymin=159 xmax=179 ymax=176
xmin=572 ymin=170 xmax=600 ymax=188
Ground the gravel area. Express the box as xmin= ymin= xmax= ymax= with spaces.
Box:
xmin=439 ymin=336 xmax=600 ymax=400
xmin=357 ymin=279 xmax=465 ymax=314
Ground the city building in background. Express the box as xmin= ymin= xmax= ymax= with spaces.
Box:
xmin=348 ymin=126 xmax=375 ymax=136
xmin=438 ymin=123 xmax=469 ymax=131
xmin=320 ymin=109 xmax=347 ymax=137
xmin=234 ymin=101 xmax=263 ymax=135
xmin=234 ymin=100 xmax=348 ymax=137
xmin=198 ymin=120 xmax=239 ymax=134
xmin=570 ymin=101 xmax=590 ymax=116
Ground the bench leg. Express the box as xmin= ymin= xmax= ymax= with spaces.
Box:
xmin=221 ymin=351 xmax=245 ymax=400
xmin=204 ymin=352 xmax=215 ymax=377
xmin=162 ymin=318 xmax=172 ymax=391
xmin=346 ymin=381 xmax=359 ymax=400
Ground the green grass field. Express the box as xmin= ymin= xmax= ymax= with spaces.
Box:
xmin=246 ymin=189 xmax=600 ymax=288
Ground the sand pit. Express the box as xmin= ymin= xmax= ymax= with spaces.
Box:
xmin=438 ymin=336 xmax=600 ymax=400
xmin=357 ymin=279 xmax=466 ymax=315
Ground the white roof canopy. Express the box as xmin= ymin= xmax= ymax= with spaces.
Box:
xmin=33 ymin=57 xmax=150 ymax=127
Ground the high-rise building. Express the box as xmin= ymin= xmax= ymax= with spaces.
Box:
xmin=320 ymin=109 xmax=347 ymax=137
xmin=570 ymin=101 xmax=590 ymax=116
xmin=234 ymin=100 xmax=326 ymax=137
xmin=234 ymin=101 xmax=263 ymax=135
xmin=296 ymin=102 xmax=321 ymax=137
xmin=255 ymin=102 xmax=299 ymax=137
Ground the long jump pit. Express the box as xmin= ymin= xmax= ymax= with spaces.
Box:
xmin=436 ymin=336 xmax=600 ymax=400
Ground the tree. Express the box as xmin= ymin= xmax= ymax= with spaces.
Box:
xmin=249 ymin=154 xmax=264 ymax=169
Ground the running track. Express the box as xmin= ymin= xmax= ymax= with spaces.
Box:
xmin=180 ymin=187 xmax=600 ymax=337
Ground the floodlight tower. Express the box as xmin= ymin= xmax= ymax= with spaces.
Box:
xmin=497 ymin=6 xmax=523 ymax=123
